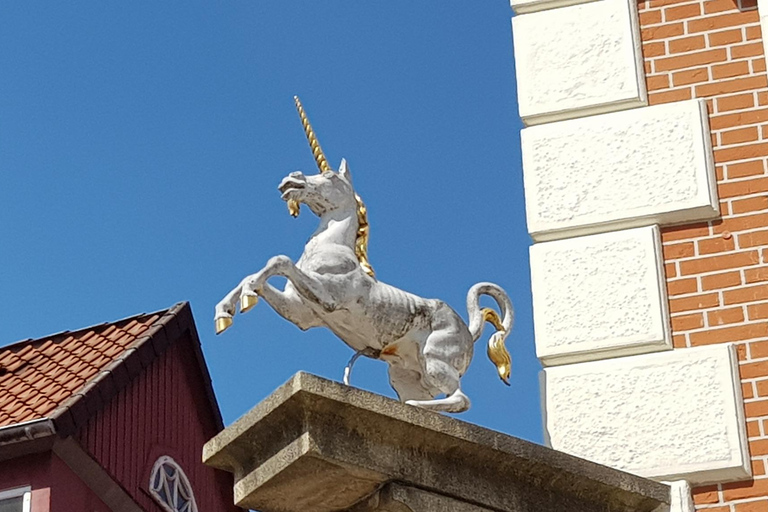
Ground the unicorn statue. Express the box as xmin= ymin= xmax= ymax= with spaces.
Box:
xmin=214 ymin=97 xmax=513 ymax=413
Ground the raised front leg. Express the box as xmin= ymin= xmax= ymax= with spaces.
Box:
xmin=214 ymin=255 xmax=334 ymax=334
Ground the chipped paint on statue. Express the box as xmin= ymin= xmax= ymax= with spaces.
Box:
xmin=214 ymin=97 xmax=513 ymax=413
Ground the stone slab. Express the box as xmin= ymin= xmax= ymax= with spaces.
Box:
xmin=543 ymin=344 xmax=751 ymax=484
xmin=530 ymin=226 xmax=671 ymax=366
xmin=203 ymin=372 xmax=671 ymax=512
xmin=522 ymin=99 xmax=718 ymax=241
xmin=512 ymin=0 xmax=646 ymax=124
xmin=349 ymin=482 xmax=495 ymax=512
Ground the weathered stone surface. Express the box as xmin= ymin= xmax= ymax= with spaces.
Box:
xmin=349 ymin=482 xmax=495 ymax=512
xmin=522 ymin=99 xmax=717 ymax=241
xmin=512 ymin=0 xmax=646 ymax=124
xmin=530 ymin=226 xmax=671 ymax=366
xmin=204 ymin=372 xmax=671 ymax=512
xmin=544 ymin=344 xmax=751 ymax=484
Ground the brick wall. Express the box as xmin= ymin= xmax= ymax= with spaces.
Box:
xmin=638 ymin=0 xmax=768 ymax=508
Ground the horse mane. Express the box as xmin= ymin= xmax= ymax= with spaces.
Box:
xmin=354 ymin=193 xmax=375 ymax=278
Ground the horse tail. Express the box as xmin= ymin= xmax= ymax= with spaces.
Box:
xmin=466 ymin=282 xmax=514 ymax=385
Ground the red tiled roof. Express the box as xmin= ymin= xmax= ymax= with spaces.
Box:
xmin=0 ymin=307 xmax=171 ymax=428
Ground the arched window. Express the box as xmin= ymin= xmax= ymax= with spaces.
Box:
xmin=149 ymin=456 xmax=198 ymax=512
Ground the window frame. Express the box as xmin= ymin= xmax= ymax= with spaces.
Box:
xmin=0 ymin=486 xmax=31 ymax=512
xmin=148 ymin=456 xmax=198 ymax=512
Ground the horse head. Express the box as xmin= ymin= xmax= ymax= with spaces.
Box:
xmin=278 ymin=159 xmax=356 ymax=217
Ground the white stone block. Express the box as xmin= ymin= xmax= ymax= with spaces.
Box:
xmin=530 ymin=226 xmax=671 ymax=366
xmin=512 ymin=0 xmax=646 ymax=124
xmin=522 ymin=99 xmax=718 ymax=241
xmin=543 ymin=344 xmax=751 ymax=485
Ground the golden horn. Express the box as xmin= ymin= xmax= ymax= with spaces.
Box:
xmin=294 ymin=96 xmax=332 ymax=173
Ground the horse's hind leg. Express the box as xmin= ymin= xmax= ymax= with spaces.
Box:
xmin=405 ymin=327 xmax=472 ymax=413
xmin=405 ymin=360 xmax=470 ymax=413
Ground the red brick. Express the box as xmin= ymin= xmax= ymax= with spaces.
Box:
xmin=672 ymin=312 xmax=705 ymax=330
xmin=646 ymin=74 xmax=669 ymax=91
xmin=665 ymin=3 xmax=701 ymax=20
xmin=668 ymin=277 xmax=699 ymax=295
xmin=747 ymin=25 xmax=763 ymax=40
xmin=743 ymin=360 xmax=768 ymax=379
xmin=666 ymin=262 xmax=678 ymax=278
xmin=704 ymin=0 xmax=739 ymax=12
xmin=719 ymin=179 xmax=768 ymax=199
xmin=717 ymin=92 xmax=755 ymax=112
xmin=733 ymin=196 xmax=768 ymax=214
xmin=643 ymin=42 xmax=666 ymax=59
xmin=696 ymin=75 xmax=768 ymax=98
xmin=732 ymin=41 xmax=766 ymax=58
xmin=655 ymin=49 xmax=728 ymax=72
xmin=663 ymin=241 xmax=695 ymax=259
xmin=752 ymin=339 xmax=768 ymax=358
xmin=661 ymin=223 xmax=711 ymax=241
xmin=642 ymin=23 xmax=685 ymax=41
xmin=747 ymin=266 xmax=768 ymax=283
xmin=713 ymin=60 xmax=752 ymax=80
xmin=640 ymin=8 xmax=663 ymax=24
xmin=669 ymin=292 xmax=720 ymax=312
xmin=750 ymin=440 xmax=768 ymax=456
xmin=708 ymin=306 xmax=745 ymax=325
xmin=745 ymin=382 xmax=756 ymax=400
xmin=741 ymin=230 xmax=768 ymax=248
xmin=698 ymin=235 xmax=736 ymax=254
xmin=688 ymin=11 xmax=759 ymax=33
xmin=710 ymin=108 xmax=768 ymax=130
xmin=727 ymin=160 xmax=765 ymax=179
xmin=754 ymin=57 xmax=767 ymax=73
xmin=669 ymin=35 xmax=706 ymax=54
xmin=724 ymin=284 xmax=768 ymax=304
xmin=722 ymin=126 xmax=760 ymax=144
xmin=747 ymin=419 xmax=761 ymax=435
xmin=692 ymin=485 xmax=720 ymax=504
xmin=673 ymin=333 xmax=687 ymax=348
xmin=723 ymin=476 xmax=768 ymax=501
xmin=749 ymin=302 xmax=768 ymax=319
xmin=689 ymin=322 xmax=768 ymax=345
xmin=702 ymin=270 xmax=743 ymax=290
xmin=680 ymin=250 xmax=760 ymax=275
xmin=753 ymin=459 xmax=768 ymax=480
xmin=710 ymin=27 xmax=745 ymax=46
xmin=672 ymin=67 xmax=709 ymax=86
xmin=716 ymin=213 xmax=768 ymax=235
xmin=649 ymin=88 xmax=692 ymax=104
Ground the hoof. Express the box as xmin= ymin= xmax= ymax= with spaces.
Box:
xmin=240 ymin=294 xmax=259 ymax=313
xmin=215 ymin=317 xmax=233 ymax=335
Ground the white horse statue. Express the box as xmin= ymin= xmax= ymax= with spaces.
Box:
xmin=214 ymin=97 xmax=513 ymax=413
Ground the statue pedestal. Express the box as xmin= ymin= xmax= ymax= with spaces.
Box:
xmin=203 ymin=372 xmax=670 ymax=512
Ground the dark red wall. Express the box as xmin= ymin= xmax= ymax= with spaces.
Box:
xmin=75 ymin=333 xmax=239 ymax=512
xmin=0 ymin=452 xmax=110 ymax=512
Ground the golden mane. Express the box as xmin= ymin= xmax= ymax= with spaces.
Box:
xmin=354 ymin=193 xmax=375 ymax=278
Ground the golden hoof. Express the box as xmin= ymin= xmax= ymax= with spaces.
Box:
xmin=215 ymin=317 xmax=233 ymax=335
xmin=240 ymin=294 xmax=259 ymax=313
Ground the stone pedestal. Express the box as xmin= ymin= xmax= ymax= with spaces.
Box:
xmin=203 ymin=372 xmax=671 ymax=512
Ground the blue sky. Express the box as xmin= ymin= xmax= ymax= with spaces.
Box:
xmin=0 ymin=3 xmax=537 ymax=441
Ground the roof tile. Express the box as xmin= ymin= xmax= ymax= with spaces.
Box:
xmin=0 ymin=307 xmax=171 ymax=428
